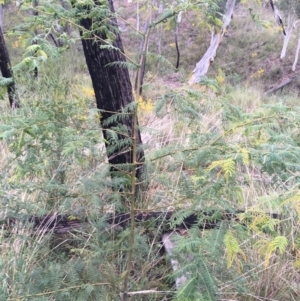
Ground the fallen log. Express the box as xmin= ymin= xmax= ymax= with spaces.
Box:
xmin=2 ymin=210 xmax=280 ymax=235
xmin=30 ymin=211 xmax=239 ymax=234
xmin=264 ymin=76 xmax=295 ymax=94
xmin=0 ymin=209 xmax=282 ymax=292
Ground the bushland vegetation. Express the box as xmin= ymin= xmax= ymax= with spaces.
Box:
xmin=1 ymin=0 xmax=300 ymax=300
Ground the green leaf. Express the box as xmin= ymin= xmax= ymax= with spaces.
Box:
xmin=24 ymin=44 xmax=42 ymax=57
xmin=0 ymin=77 xmax=13 ymax=87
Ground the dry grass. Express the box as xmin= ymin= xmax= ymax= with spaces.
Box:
xmin=1 ymin=2 xmax=300 ymax=300
xmin=0 ymin=141 xmax=9 ymax=171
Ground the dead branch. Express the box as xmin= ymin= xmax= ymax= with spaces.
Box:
xmin=264 ymin=77 xmax=295 ymax=94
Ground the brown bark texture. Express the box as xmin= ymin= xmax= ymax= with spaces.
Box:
xmin=79 ymin=0 xmax=145 ymax=181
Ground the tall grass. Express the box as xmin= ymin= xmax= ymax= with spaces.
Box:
xmin=1 ymin=1 xmax=300 ymax=300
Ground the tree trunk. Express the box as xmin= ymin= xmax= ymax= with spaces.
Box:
xmin=60 ymin=0 xmax=72 ymax=36
xmin=175 ymin=12 xmax=182 ymax=70
xmin=188 ymin=0 xmax=236 ymax=85
xmin=280 ymin=13 xmax=294 ymax=59
xmin=32 ymin=0 xmax=39 ymax=78
xmin=292 ymin=37 xmax=300 ymax=71
xmin=0 ymin=5 xmax=3 ymax=30
xmin=79 ymin=0 xmax=145 ymax=183
xmin=269 ymin=0 xmax=286 ymax=36
xmin=0 ymin=6 xmax=19 ymax=108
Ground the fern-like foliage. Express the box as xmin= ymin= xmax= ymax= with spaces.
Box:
xmin=206 ymin=157 xmax=236 ymax=182
xmin=0 ymin=77 xmax=13 ymax=86
xmin=2 ymin=1 xmax=300 ymax=299
xmin=256 ymin=235 xmax=288 ymax=267
xmin=224 ymin=229 xmax=246 ymax=270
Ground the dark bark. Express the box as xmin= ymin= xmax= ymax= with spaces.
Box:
xmin=78 ymin=0 xmax=145 ymax=183
xmin=2 ymin=210 xmax=281 ymax=235
xmin=175 ymin=20 xmax=180 ymax=69
xmin=49 ymin=32 xmax=60 ymax=48
xmin=0 ymin=25 xmax=19 ymax=108
xmin=269 ymin=0 xmax=286 ymax=36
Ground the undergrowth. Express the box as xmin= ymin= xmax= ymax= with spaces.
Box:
xmin=1 ymin=1 xmax=300 ymax=300
xmin=1 ymin=59 xmax=300 ymax=299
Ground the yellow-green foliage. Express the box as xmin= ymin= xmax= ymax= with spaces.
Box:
xmin=249 ymin=68 xmax=265 ymax=81
xmin=256 ymin=236 xmax=288 ymax=267
xmin=281 ymin=193 xmax=300 ymax=218
xmin=224 ymin=230 xmax=246 ymax=271
xmin=215 ymin=68 xmax=225 ymax=87
xmin=237 ymin=146 xmax=250 ymax=165
xmin=137 ymin=95 xmax=153 ymax=113
xmin=206 ymin=158 xmax=235 ymax=182
xmin=239 ymin=210 xmax=280 ymax=233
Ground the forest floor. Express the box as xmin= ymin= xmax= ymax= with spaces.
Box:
xmin=115 ymin=0 xmax=300 ymax=99
xmin=1 ymin=2 xmax=300 ymax=300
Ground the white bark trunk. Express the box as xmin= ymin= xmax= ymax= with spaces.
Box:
xmin=280 ymin=14 xmax=295 ymax=60
xmin=269 ymin=0 xmax=286 ymax=36
xmin=188 ymin=0 xmax=236 ymax=85
xmin=162 ymin=232 xmax=187 ymax=288
xmin=136 ymin=0 xmax=139 ymax=31
xmin=292 ymin=37 xmax=300 ymax=71
xmin=0 ymin=5 xmax=3 ymax=31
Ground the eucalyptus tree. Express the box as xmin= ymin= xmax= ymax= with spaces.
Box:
xmin=12 ymin=0 xmax=227 ymax=185
xmin=77 ymin=0 xmax=146 ymax=187
xmin=12 ymin=0 xmax=146 ymax=187
xmin=0 ymin=4 xmax=3 ymax=28
xmin=292 ymin=33 xmax=300 ymax=71
xmin=279 ymin=0 xmax=300 ymax=72
xmin=189 ymin=0 xmax=236 ymax=85
xmin=271 ymin=0 xmax=300 ymax=60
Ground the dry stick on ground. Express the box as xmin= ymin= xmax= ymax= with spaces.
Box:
xmin=188 ymin=0 xmax=236 ymax=85
xmin=264 ymin=77 xmax=295 ymax=94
